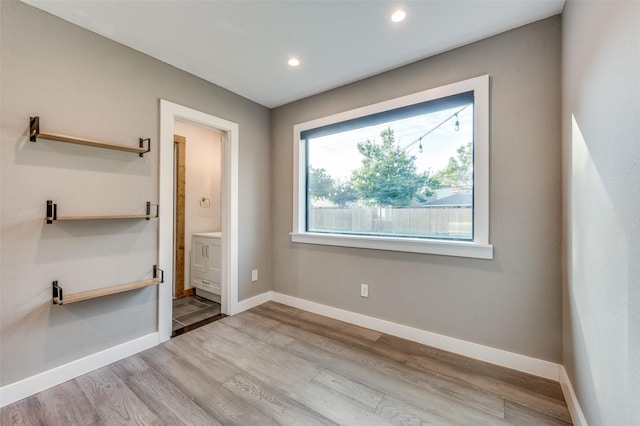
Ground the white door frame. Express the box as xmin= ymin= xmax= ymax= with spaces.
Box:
xmin=158 ymin=99 xmax=239 ymax=342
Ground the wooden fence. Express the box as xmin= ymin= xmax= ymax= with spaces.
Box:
xmin=308 ymin=207 xmax=472 ymax=239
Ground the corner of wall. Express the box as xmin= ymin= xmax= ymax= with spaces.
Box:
xmin=559 ymin=366 xmax=588 ymax=426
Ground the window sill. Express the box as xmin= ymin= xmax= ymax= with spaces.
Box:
xmin=290 ymin=232 xmax=493 ymax=260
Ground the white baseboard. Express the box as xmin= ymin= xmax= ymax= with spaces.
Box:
xmin=270 ymin=292 xmax=562 ymax=381
xmin=0 ymin=333 xmax=159 ymax=408
xmin=559 ymin=366 xmax=588 ymax=426
xmin=233 ymin=290 xmax=274 ymax=315
xmin=1 ymin=291 xmax=568 ymax=409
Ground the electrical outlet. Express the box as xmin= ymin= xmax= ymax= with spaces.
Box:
xmin=360 ymin=283 xmax=369 ymax=298
xmin=251 ymin=269 xmax=258 ymax=282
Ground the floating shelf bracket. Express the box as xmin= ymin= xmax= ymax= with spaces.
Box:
xmin=29 ymin=116 xmax=40 ymax=142
xmin=153 ymin=264 xmax=165 ymax=283
xmin=145 ymin=202 xmax=160 ymax=220
xmin=52 ymin=281 xmax=63 ymax=305
xmin=29 ymin=116 xmax=151 ymax=156
xmin=52 ymin=265 xmax=163 ymax=305
xmin=46 ymin=200 xmax=57 ymax=224
xmin=139 ymin=138 xmax=151 ymax=157
xmin=45 ymin=200 xmax=159 ymax=223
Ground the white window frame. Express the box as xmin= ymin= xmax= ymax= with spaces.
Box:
xmin=291 ymin=75 xmax=493 ymax=260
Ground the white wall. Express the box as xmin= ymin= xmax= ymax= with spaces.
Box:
xmin=174 ymin=120 xmax=222 ymax=291
xmin=562 ymin=1 xmax=640 ymax=424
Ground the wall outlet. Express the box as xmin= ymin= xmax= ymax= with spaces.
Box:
xmin=251 ymin=269 xmax=258 ymax=282
xmin=360 ymin=283 xmax=369 ymax=298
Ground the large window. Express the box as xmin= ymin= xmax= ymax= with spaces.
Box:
xmin=292 ymin=76 xmax=492 ymax=259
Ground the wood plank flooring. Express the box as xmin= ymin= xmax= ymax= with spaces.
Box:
xmin=1 ymin=301 xmax=572 ymax=425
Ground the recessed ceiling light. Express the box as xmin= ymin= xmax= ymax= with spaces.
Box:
xmin=288 ymin=57 xmax=300 ymax=67
xmin=391 ymin=10 xmax=406 ymax=23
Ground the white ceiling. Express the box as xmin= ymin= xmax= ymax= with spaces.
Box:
xmin=22 ymin=0 xmax=564 ymax=108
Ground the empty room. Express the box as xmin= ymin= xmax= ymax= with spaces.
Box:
xmin=1 ymin=1 xmax=638 ymax=425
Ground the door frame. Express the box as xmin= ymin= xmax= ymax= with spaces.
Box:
xmin=158 ymin=99 xmax=239 ymax=343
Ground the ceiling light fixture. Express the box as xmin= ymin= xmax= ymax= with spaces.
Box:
xmin=454 ymin=113 xmax=460 ymax=131
xmin=288 ymin=57 xmax=300 ymax=67
xmin=391 ymin=10 xmax=406 ymax=23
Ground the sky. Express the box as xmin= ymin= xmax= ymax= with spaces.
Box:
xmin=308 ymin=104 xmax=473 ymax=182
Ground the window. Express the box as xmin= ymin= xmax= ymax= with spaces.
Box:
xmin=292 ymin=75 xmax=492 ymax=259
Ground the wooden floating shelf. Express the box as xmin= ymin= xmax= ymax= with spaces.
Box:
xmin=30 ymin=116 xmax=150 ymax=157
xmin=53 ymin=279 xmax=161 ymax=305
xmin=52 ymin=265 xmax=164 ymax=305
xmin=54 ymin=214 xmax=158 ymax=221
xmin=46 ymin=200 xmax=158 ymax=224
xmin=36 ymin=131 xmax=149 ymax=154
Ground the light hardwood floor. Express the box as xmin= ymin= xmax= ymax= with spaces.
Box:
xmin=1 ymin=302 xmax=572 ymax=425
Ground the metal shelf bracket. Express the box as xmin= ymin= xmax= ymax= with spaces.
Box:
xmin=30 ymin=116 xmax=40 ymax=142
xmin=46 ymin=200 xmax=57 ymax=224
xmin=153 ymin=264 xmax=165 ymax=283
xmin=139 ymin=138 xmax=151 ymax=157
xmin=52 ymin=281 xmax=63 ymax=305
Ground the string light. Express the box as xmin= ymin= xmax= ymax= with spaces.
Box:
xmin=403 ymin=104 xmax=470 ymax=153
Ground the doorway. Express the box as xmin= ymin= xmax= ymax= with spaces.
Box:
xmin=158 ymin=100 xmax=239 ymax=343
xmin=172 ymin=125 xmax=222 ymax=298
xmin=172 ymin=123 xmax=224 ymax=335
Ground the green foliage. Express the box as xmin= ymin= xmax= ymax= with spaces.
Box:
xmin=417 ymin=172 xmax=442 ymax=200
xmin=307 ymin=132 xmax=470 ymax=209
xmin=351 ymin=128 xmax=425 ymax=207
xmin=332 ymin=181 xmax=359 ymax=207
xmin=433 ymin=142 xmax=473 ymax=189
xmin=308 ymin=167 xmax=335 ymax=200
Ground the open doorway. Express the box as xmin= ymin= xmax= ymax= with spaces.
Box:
xmin=172 ymin=123 xmax=224 ymax=336
xmin=158 ymin=100 xmax=239 ymax=343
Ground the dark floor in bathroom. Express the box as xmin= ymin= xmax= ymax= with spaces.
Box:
xmin=172 ymin=294 xmax=224 ymax=337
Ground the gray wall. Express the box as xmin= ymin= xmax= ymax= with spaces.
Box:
xmin=562 ymin=2 xmax=640 ymax=424
xmin=271 ymin=17 xmax=562 ymax=362
xmin=0 ymin=0 xmax=271 ymax=386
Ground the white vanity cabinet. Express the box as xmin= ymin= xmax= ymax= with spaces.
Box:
xmin=191 ymin=232 xmax=221 ymax=295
